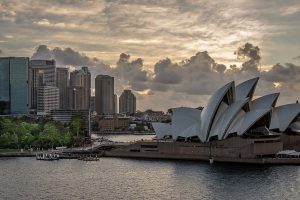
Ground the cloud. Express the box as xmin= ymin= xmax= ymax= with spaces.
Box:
xmin=31 ymin=45 xmax=105 ymax=67
xmin=113 ymin=53 xmax=150 ymax=92
xmin=153 ymin=58 xmax=182 ymax=84
xmin=31 ymin=45 xmax=151 ymax=93
xmin=234 ymin=42 xmax=261 ymax=72
xmin=31 ymin=45 xmax=112 ymax=92
xmin=30 ymin=42 xmax=300 ymax=111
xmin=146 ymin=43 xmax=299 ymax=103
xmin=1 ymin=0 xmax=291 ymax=66
xmin=293 ymin=55 xmax=300 ymax=60
xmin=262 ymin=63 xmax=300 ymax=83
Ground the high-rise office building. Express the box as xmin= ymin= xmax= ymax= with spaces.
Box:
xmin=29 ymin=60 xmax=56 ymax=113
xmin=69 ymin=67 xmax=91 ymax=110
xmin=114 ymin=94 xmax=118 ymax=114
xmin=119 ymin=90 xmax=136 ymax=114
xmin=0 ymin=57 xmax=29 ymax=115
xmin=56 ymin=68 xmax=69 ymax=109
xmin=68 ymin=86 xmax=84 ymax=110
xmin=95 ymin=75 xmax=114 ymax=115
xmin=90 ymin=96 xmax=96 ymax=112
xmin=37 ymin=86 xmax=59 ymax=115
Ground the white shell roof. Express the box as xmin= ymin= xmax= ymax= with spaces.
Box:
xmin=289 ymin=121 xmax=300 ymax=133
xmin=270 ymin=103 xmax=300 ymax=132
xmin=171 ymin=107 xmax=201 ymax=139
xmin=199 ymin=81 xmax=235 ymax=142
xmin=152 ymin=123 xmax=171 ymax=139
xmin=226 ymin=108 xmax=271 ymax=137
xmin=235 ymin=77 xmax=259 ymax=101
xmin=252 ymin=93 xmax=279 ymax=110
xmin=153 ymin=77 xmax=299 ymax=141
xmin=209 ymin=98 xmax=250 ymax=140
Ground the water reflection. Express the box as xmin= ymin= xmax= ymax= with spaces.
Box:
xmin=1 ymin=155 xmax=300 ymax=199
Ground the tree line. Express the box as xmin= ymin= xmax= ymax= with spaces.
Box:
xmin=0 ymin=115 xmax=87 ymax=150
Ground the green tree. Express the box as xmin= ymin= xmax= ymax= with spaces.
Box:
xmin=20 ymin=132 xmax=35 ymax=149
xmin=38 ymin=122 xmax=62 ymax=149
xmin=61 ymin=132 xmax=72 ymax=147
xmin=0 ymin=132 xmax=11 ymax=148
xmin=70 ymin=115 xmax=86 ymax=138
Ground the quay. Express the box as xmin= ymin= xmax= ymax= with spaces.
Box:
xmin=3 ymin=137 xmax=300 ymax=165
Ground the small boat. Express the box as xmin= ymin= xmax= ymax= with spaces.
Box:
xmin=36 ymin=153 xmax=59 ymax=161
xmin=78 ymin=155 xmax=99 ymax=161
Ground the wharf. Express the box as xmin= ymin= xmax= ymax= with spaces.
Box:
xmin=104 ymin=149 xmax=300 ymax=165
xmin=0 ymin=151 xmax=38 ymax=157
xmin=3 ymin=140 xmax=300 ymax=165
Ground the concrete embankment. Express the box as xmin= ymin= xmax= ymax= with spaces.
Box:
xmin=0 ymin=152 xmax=37 ymax=157
xmin=103 ymin=150 xmax=300 ymax=165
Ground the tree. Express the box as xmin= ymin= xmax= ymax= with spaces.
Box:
xmin=0 ymin=132 xmax=11 ymax=148
xmin=70 ymin=115 xmax=86 ymax=138
xmin=91 ymin=121 xmax=99 ymax=131
xmin=20 ymin=133 xmax=35 ymax=149
xmin=39 ymin=122 xmax=62 ymax=149
xmin=61 ymin=132 xmax=72 ymax=147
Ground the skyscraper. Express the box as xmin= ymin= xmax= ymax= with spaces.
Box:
xmin=119 ymin=90 xmax=136 ymax=114
xmin=90 ymin=96 xmax=96 ymax=112
xmin=56 ymin=68 xmax=69 ymax=109
xmin=0 ymin=57 xmax=29 ymax=115
xmin=37 ymin=86 xmax=59 ymax=115
xmin=29 ymin=60 xmax=56 ymax=113
xmin=95 ymin=75 xmax=114 ymax=115
xmin=114 ymin=94 xmax=118 ymax=114
xmin=68 ymin=86 xmax=84 ymax=110
xmin=69 ymin=67 xmax=91 ymax=110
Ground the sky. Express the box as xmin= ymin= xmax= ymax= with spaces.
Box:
xmin=0 ymin=0 xmax=300 ymax=111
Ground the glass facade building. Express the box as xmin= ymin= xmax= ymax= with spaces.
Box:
xmin=0 ymin=57 xmax=29 ymax=115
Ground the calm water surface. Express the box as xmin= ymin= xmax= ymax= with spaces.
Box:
xmin=1 ymin=135 xmax=300 ymax=200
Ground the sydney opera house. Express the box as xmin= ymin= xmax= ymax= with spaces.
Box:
xmin=108 ymin=78 xmax=300 ymax=164
xmin=152 ymin=77 xmax=300 ymax=143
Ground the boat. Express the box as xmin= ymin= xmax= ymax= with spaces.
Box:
xmin=36 ymin=153 xmax=59 ymax=161
xmin=78 ymin=155 xmax=99 ymax=161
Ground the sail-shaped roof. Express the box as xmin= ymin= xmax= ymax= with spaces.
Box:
xmin=270 ymin=104 xmax=300 ymax=132
xmin=199 ymin=81 xmax=235 ymax=142
xmin=252 ymin=93 xmax=279 ymax=110
xmin=235 ymin=77 xmax=259 ymax=101
xmin=171 ymin=107 xmax=201 ymax=139
xmin=209 ymin=98 xmax=250 ymax=140
xmin=225 ymin=108 xmax=271 ymax=137
xmin=152 ymin=78 xmax=298 ymax=141
xmin=152 ymin=123 xmax=171 ymax=139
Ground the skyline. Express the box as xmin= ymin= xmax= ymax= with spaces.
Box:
xmin=0 ymin=0 xmax=300 ymax=111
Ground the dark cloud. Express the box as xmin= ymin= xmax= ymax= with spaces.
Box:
xmin=31 ymin=45 xmax=112 ymax=93
xmin=148 ymin=43 xmax=299 ymax=100
xmin=114 ymin=53 xmax=150 ymax=91
xmin=30 ymin=42 xmax=300 ymax=110
xmin=149 ymin=51 xmax=229 ymax=95
xmin=293 ymin=55 xmax=300 ymax=60
xmin=31 ymin=45 xmax=105 ymax=67
xmin=153 ymin=58 xmax=182 ymax=84
xmin=262 ymin=63 xmax=300 ymax=82
xmin=31 ymin=45 xmax=52 ymax=60
xmin=116 ymin=53 xmax=148 ymax=82
xmin=235 ymin=43 xmax=261 ymax=72
xmin=31 ymin=45 xmax=151 ymax=92
xmin=213 ymin=64 xmax=226 ymax=74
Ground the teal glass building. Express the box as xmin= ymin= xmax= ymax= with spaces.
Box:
xmin=0 ymin=57 xmax=29 ymax=115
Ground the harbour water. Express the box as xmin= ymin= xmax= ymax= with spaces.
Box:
xmin=1 ymin=135 xmax=300 ymax=200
